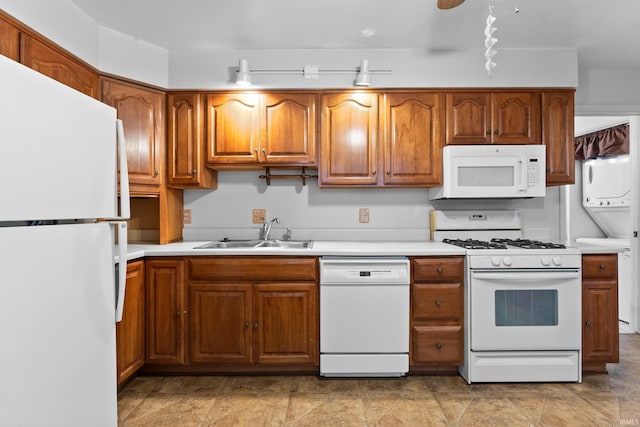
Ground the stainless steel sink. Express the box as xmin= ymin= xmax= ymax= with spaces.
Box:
xmin=194 ymin=239 xmax=312 ymax=249
xmin=255 ymin=240 xmax=313 ymax=249
xmin=194 ymin=240 xmax=261 ymax=249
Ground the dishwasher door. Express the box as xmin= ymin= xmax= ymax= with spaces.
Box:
xmin=319 ymin=257 xmax=410 ymax=376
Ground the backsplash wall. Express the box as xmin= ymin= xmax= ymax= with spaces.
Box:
xmin=183 ymin=172 xmax=562 ymax=242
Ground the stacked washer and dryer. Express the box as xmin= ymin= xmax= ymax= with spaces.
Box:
xmin=577 ymin=154 xmax=633 ymax=326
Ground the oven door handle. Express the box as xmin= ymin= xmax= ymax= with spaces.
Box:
xmin=472 ymin=271 xmax=580 ymax=281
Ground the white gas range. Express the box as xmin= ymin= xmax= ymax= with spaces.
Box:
xmin=432 ymin=210 xmax=582 ymax=383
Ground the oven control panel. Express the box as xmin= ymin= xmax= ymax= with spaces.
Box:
xmin=470 ymin=253 xmax=581 ymax=269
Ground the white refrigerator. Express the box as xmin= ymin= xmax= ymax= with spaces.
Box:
xmin=0 ymin=55 xmax=129 ymax=426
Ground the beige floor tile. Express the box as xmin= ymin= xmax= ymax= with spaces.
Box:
xmin=296 ymin=376 xmax=363 ymax=397
xmin=358 ymin=376 xmax=432 ymax=398
xmin=156 ymin=375 xmax=227 ymax=396
xmin=432 ymin=392 xmax=473 ymax=423
xmin=291 ymin=397 xmax=366 ymax=427
xmin=539 ymin=397 xmax=613 ymax=426
xmin=457 ymin=397 xmax=533 ymax=426
xmin=364 ymin=397 xmax=448 ymax=426
xmin=220 ymin=375 xmax=294 ymax=395
xmin=120 ymin=393 xmax=214 ymax=427
xmin=203 ymin=394 xmax=289 ymax=426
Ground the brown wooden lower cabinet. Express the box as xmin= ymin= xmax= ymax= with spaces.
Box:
xmin=582 ymin=254 xmax=619 ymax=373
xmin=116 ymin=260 xmax=145 ymax=386
xmin=144 ymin=256 xmax=319 ymax=374
xmin=410 ymin=256 xmax=465 ymax=372
xmin=145 ymin=258 xmax=186 ymax=365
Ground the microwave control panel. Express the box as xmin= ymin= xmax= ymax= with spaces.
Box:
xmin=527 ymin=158 xmax=542 ymax=187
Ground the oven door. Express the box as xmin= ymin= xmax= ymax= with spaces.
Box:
xmin=470 ymin=269 xmax=581 ymax=351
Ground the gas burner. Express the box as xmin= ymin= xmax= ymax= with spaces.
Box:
xmin=491 ymin=238 xmax=567 ymax=250
xmin=443 ymin=238 xmax=508 ymax=250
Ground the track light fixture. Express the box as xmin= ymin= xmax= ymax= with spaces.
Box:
xmin=354 ymin=59 xmax=371 ymax=86
xmin=235 ymin=59 xmax=251 ymax=86
xmin=234 ymin=59 xmax=390 ymax=86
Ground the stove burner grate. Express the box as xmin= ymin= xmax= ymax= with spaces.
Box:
xmin=443 ymin=238 xmax=508 ymax=250
xmin=491 ymin=238 xmax=567 ymax=250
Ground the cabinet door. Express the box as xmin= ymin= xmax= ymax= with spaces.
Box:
xmin=445 ymin=92 xmax=491 ymax=145
xmin=382 ymin=92 xmax=443 ymax=186
xmin=492 ymin=92 xmax=540 ymax=144
xmin=20 ymin=35 xmax=98 ymax=98
xmin=116 ymin=260 xmax=145 ymax=385
xmin=261 ymin=93 xmax=317 ymax=165
xmin=101 ymin=79 xmax=165 ymax=189
xmin=206 ymin=93 xmax=260 ymax=164
xmin=253 ymin=282 xmax=318 ymax=365
xmin=0 ymin=15 xmax=20 ymax=61
xmin=320 ymin=93 xmax=379 ymax=185
xmin=146 ymin=259 xmax=185 ymax=365
xmin=582 ymin=280 xmax=619 ymax=364
xmin=167 ymin=92 xmax=217 ymax=188
xmin=542 ymin=91 xmax=575 ymax=186
xmin=188 ymin=283 xmax=252 ymax=364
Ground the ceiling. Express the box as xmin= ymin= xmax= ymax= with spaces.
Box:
xmin=69 ymin=0 xmax=640 ymax=70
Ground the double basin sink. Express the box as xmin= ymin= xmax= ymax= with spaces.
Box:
xmin=195 ymin=239 xmax=313 ymax=249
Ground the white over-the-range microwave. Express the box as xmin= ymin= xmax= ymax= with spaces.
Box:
xmin=429 ymin=145 xmax=546 ymax=199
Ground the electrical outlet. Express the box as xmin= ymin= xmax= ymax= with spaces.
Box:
xmin=252 ymin=209 xmax=266 ymax=224
xmin=358 ymin=208 xmax=370 ymax=223
xmin=183 ymin=209 xmax=192 ymax=224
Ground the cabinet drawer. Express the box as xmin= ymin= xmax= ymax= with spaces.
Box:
xmin=412 ymin=257 xmax=464 ymax=282
xmin=411 ymin=325 xmax=463 ymax=364
xmin=582 ymin=255 xmax=617 ymax=279
xmin=412 ymin=283 xmax=463 ymax=322
xmin=188 ymin=256 xmax=318 ymax=281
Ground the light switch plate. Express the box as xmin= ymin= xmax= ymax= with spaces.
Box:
xmin=358 ymin=208 xmax=370 ymax=223
xmin=183 ymin=209 xmax=192 ymax=224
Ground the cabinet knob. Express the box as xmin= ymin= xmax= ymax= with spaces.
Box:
xmin=191 ymin=169 xmax=197 ymax=175
xmin=262 ymin=149 xmax=266 ymax=153
xmin=435 ymin=343 xmax=443 ymax=350
xmin=175 ymin=311 xmax=181 ymax=317
xmin=435 ymin=299 xmax=441 ymax=306
xmin=253 ymin=322 xmax=259 ymax=329
xmin=437 ymin=267 xmax=444 ymax=274
xmin=599 ymin=264 xmax=606 ymax=270
xmin=494 ymin=129 xmax=499 ymax=135
xmin=154 ymin=170 xmax=160 ymax=176
xmin=245 ymin=322 xmax=250 ymax=328
xmin=372 ymin=170 xmax=377 ymax=176
xmin=486 ymin=130 xmax=492 ymax=135
xmin=586 ymin=320 xmax=592 ymax=327
xmin=386 ymin=171 xmax=391 ymax=176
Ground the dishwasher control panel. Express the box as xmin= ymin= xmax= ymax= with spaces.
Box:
xmin=320 ymin=257 xmax=410 ymax=285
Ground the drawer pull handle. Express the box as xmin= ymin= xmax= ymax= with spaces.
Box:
xmin=586 ymin=320 xmax=592 ymax=327
xmin=435 ymin=299 xmax=441 ymax=306
xmin=245 ymin=322 xmax=250 ymax=328
xmin=437 ymin=267 xmax=443 ymax=274
xmin=599 ymin=265 xmax=606 ymax=270
xmin=436 ymin=343 xmax=442 ymax=350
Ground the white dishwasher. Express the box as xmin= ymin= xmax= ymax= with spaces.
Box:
xmin=320 ymin=257 xmax=410 ymax=377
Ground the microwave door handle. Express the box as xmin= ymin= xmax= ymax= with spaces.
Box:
xmin=517 ymin=159 xmax=527 ymax=191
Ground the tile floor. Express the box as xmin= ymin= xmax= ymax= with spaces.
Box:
xmin=118 ymin=334 xmax=640 ymax=426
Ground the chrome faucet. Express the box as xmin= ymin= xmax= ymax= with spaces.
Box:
xmin=260 ymin=217 xmax=280 ymax=240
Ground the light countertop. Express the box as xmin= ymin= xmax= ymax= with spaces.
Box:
xmin=118 ymin=240 xmax=623 ymax=263
xmin=121 ymin=240 xmax=466 ymax=263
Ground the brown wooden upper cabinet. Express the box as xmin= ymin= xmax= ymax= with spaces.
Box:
xmin=167 ymin=92 xmax=217 ymax=189
xmin=446 ymin=91 xmax=540 ymax=145
xmin=542 ymin=90 xmax=575 ymax=186
xmin=320 ymin=92 xmax=379 ymax=186
xmin=206 ymin=92 xmax=316 ymax=167
xmin=20 ymin=34 xmax=99 ymax=98
xmin=382 ymin=92 xmax=444 ymax=186
xmin=0 ymin=14 xmax=20 ymax=61
xmin=101 ymin=78 xmax=165 ymax=191
xmin=320 ymin=91 xmax=443 ymax=187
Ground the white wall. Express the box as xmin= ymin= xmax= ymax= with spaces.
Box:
xmin=169 ymin=48 xmax=577 ymax=90
xmin=183 ymin=172 xmax=562 ymax=242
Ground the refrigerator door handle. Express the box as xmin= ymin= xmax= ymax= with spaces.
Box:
xmin=111 ymin=221 xmax=128 ymax=322
xmin=116 ymin=119 xmax=130 ymax=220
